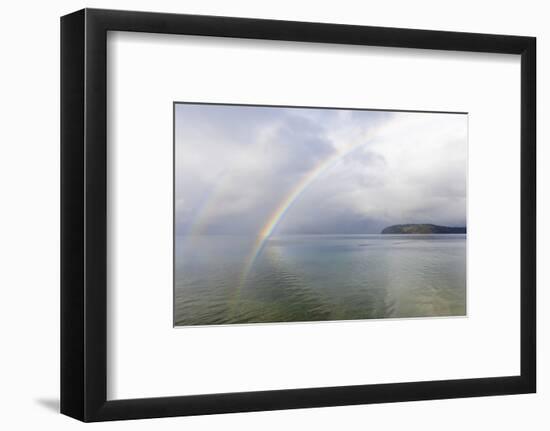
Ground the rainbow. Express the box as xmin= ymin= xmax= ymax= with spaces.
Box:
xmin=235 ymin=127 xmax=381 ymax=299
xmin=183 ymin=170 xmax=228 ymax=237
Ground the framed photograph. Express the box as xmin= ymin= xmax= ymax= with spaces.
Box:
xmin=61 ymin=8 xmax=536 ymax=422
xmin=173 ymin=103 xmax=468 ymax=326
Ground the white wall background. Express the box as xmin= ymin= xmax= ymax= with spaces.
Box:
xmin=0 ymin=0 xmax=546 ymax=429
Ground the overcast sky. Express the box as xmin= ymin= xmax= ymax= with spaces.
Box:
xmin=175 ymin=103 xmax=467 ymax=236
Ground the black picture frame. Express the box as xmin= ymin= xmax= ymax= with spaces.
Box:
xmin=61 ymin=8 xmax=536 ymax=422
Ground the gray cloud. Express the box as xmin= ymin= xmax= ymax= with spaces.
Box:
xmin=175 ymin=104 xmax=467 ymax=236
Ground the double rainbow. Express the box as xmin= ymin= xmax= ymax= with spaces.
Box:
xmin=178 ymin=123 xmax=382 ymax=316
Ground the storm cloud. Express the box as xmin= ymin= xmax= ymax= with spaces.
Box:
xmin=175 ymin=103 xmax=467 ymax=236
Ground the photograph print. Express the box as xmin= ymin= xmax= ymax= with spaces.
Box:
xmin=174 ymin=103 xmax=467 ymax=326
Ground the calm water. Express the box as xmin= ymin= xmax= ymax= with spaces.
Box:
xmin=175 ymin=234 xmax=466 ymax=326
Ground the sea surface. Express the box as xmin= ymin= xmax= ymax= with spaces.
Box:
xmin=174 ymin=234 xmax=466 ymax=326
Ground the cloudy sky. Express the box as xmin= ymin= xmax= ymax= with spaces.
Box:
xmin=175 ymin=103 xmax=467 ymax=236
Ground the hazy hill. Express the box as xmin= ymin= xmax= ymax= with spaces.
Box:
xmin=381 ymin=224 xmax=466 ymax=234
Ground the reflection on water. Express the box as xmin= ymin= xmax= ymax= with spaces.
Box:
xmin=174 ymin=234 xmax=466 ymax=326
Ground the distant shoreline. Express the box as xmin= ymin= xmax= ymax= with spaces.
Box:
xmin=381 ymin=224 xmax=467 ymax=234
xmin=176 ymin=232 xmax=467 ymax=238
